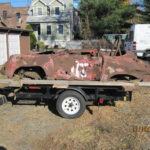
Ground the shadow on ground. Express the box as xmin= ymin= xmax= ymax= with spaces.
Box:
xmin=0 ymin=146 xmax=7 ymax=150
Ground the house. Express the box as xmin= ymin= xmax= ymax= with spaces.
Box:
xmin=26 ymin=0 xmax=74 ymax=48
xmin=0 ymin=27 xmax=32 ymax=65
xmin=0 ymin=3 xmax=29 ymax=29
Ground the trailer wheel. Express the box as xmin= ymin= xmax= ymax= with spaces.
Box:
xmin=56 ymin=90 xmax=86 ymax=119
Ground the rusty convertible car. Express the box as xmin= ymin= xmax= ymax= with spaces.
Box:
xmin=1 ymin=49 xmax=150 ymax=82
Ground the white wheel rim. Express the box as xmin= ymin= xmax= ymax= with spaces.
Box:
xmin=62 ymin=97 xmax=80 ymax=115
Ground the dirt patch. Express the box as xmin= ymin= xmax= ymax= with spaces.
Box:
xmin=0 ymin=102 xmax=68 ymax=150
xmin=0 ymin=88 xmax=150 ymax=150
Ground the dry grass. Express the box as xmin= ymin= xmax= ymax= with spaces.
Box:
xmin=34 ymin=88 xmax=150 ymax=150
xmin=0 ymin=87 xmax=150 ymax=150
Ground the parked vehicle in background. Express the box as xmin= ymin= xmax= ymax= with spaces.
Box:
xmin=124 ymin=24 xmax=150 ymax=57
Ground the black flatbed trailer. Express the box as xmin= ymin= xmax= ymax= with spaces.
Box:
xmin=0 ymin=79 xmax=148 ymax=118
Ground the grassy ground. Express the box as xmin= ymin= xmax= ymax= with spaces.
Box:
xmin=34 ymin=88 xmax=150 ymax=150
xmin=0 ymin=87 xmax=150 ymax=150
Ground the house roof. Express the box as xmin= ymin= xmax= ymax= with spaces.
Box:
xmin=49 ymin=0 xmax=64 ymax=5
xmin=0 ymin=27 xmax=32 ymax=32
xmin=32 ymin=0 xmax=67 ymax=5
xmin=0 ymin=3 xmax=29 ymax=29
xmin=31 ymin=0 xmax=73 ymax=7
xmin=26 ymin=13 xmax=70 ymax=23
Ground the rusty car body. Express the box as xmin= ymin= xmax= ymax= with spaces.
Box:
xmin=1 ymin=49 xmax=150 ymax=82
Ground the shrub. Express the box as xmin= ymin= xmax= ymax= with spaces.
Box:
xmin=37 ymin=41 xmax=45 ymax=50
xmin=26 ymin=24 xmax=37 ymax=50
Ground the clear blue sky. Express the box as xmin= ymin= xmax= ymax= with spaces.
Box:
xmin=0 ymin=0 xmax=143 ymax=8
xmin=0 ymin=0 xmax=32 ymax=7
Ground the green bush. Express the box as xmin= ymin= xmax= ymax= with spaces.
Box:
xmin=26 ymin=24 xmax=37 ymax=50
xmin=37 ymin=41 xmax=45 ymax=50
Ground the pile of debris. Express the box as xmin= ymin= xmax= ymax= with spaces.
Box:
xmin=66 ymin=38 xmax=113 ymax=50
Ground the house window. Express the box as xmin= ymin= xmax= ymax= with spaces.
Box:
xmin=55 ymin=7 xmax=60 ymax=15
xmin=16 ymin=13 xmax=21 ymax=19
xmin=47 ymin=25 xmax=51 ymax=35
xmin=58 ymin=24 xmax=64 ymax=35
xmin=3 ymin=11 xmax=7 ymax=19
xmin=37 ymin=7 xmax=42 ymax=16
xmin=47 ymin=7 xmax=50 ymax=16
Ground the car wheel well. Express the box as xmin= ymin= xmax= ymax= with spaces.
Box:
xmin=14 ymin=66 xmax=46 ymax=79
xmin=111 ymin=74 xmax=137 ymax=81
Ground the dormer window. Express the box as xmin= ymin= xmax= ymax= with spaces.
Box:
xmin=3 ymin=11 xmax=7 ymax=19
xmin=37 ymin=7 xmax=42 ymax=16
xmin=55 ymin=7 xmax=60 ymax=15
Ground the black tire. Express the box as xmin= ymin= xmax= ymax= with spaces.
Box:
xmin=56 ymin=90 xmax=86 ymax=119
xmin=0 ymin=95 xmax=7 ymax=105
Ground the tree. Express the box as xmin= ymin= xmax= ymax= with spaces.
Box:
xmin=143 ymin=0 xmax=150 ymax=22
xmin=79 ymin=0 xmax=136 ymax=39
xmin=26 ymin=24 xmax=37 ymax=50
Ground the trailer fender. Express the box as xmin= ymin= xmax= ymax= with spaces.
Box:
xmin=64 ymin=87 xmax=88 ymax=101
xmin=54 ymin=87 xmax=88 ymax=101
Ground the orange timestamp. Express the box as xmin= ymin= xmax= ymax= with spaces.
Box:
xmin=133 ymin=126 xmax=150 ymax=132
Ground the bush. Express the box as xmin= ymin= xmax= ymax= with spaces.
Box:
xmin=37 ymin=41 xmax=45 ymax=50
xmin=26 ymin=24 xmax=37 ymax=50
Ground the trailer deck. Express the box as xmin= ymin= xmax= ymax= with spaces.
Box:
xmin=0 ymin=78 xmax=150 ymax=90
xmin=0 ymin=79 xmax=137 ymax=89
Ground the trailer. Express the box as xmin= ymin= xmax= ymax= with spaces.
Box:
xmin=1 ymin=78 xmax=148 ymax=119
xmin=1 ymin=37 xmax=150 ymax=118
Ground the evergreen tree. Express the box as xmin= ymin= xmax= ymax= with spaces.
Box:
xmin=143 ymin=0 xmax=150 ymax=22
xmin=79 ymin=0 xmax=136 ymax=39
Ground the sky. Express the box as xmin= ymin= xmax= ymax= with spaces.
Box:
xmin=0 ymin=0 xmax=32 ymax=7
xmin=0 ymin=0 xmax=144 ymax=8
